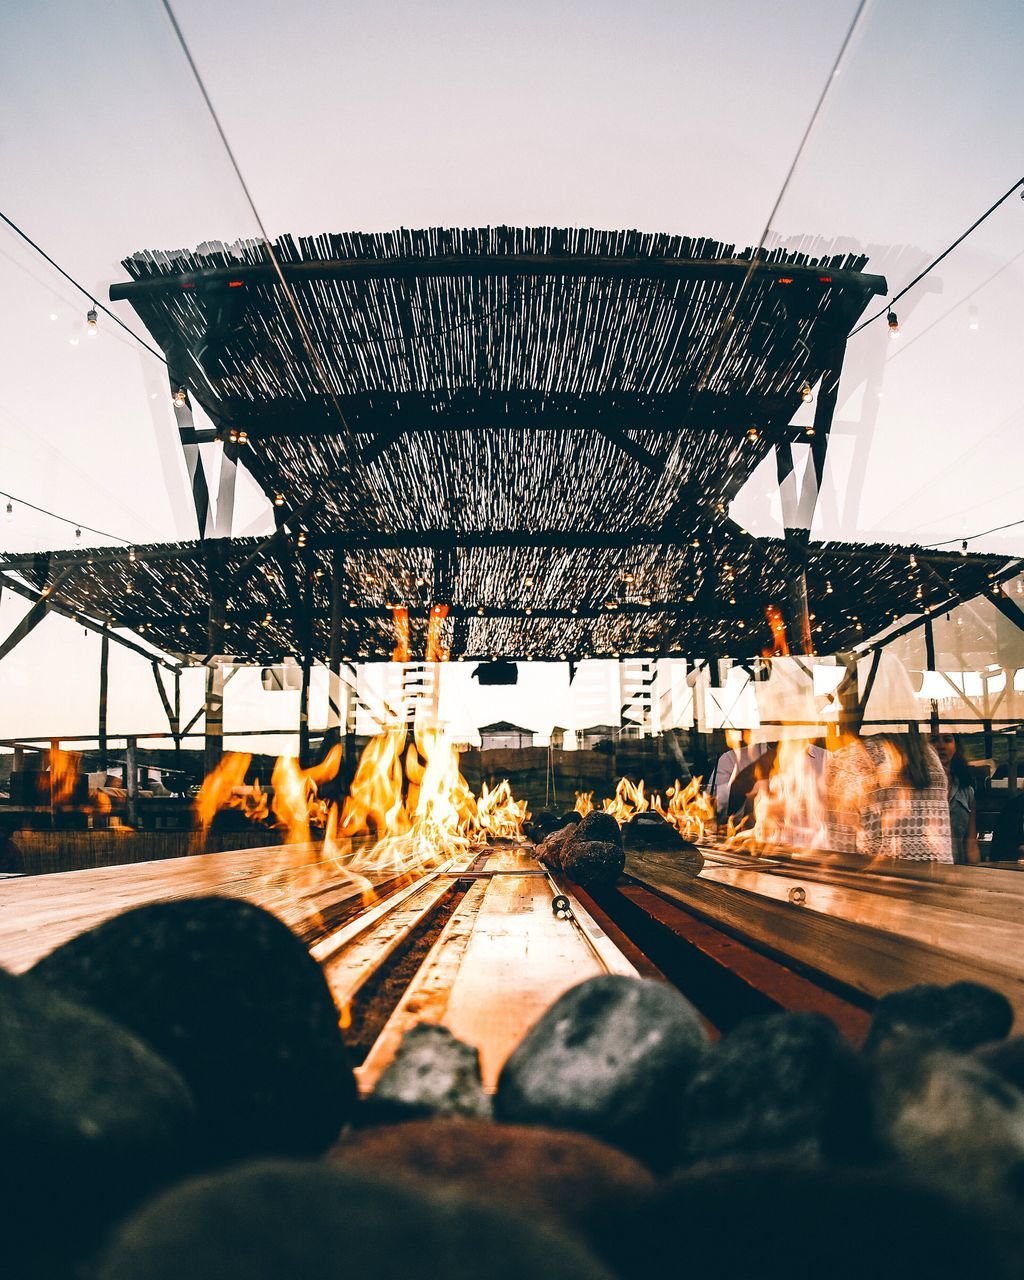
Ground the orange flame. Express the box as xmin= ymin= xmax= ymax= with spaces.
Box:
xmin=602 ymin=777 xmax=651 ymax=823
xmin=49 ymin=748 xmax=80 ymax=806
xmin=725 ymin=738 xmax=826 ymax=854
xmin=392 ymin=606 xmax=410 ymax=662
xmin=474 ymin=779 xmax=530 ymax=839
xmin=574 ymin=790 xmax=594 ymax=816
xmin=653 ymin=776 xmax=716 ymax=840
xmin=425 ymin=604 xmax=449 ymax=662
xmin=194 ymin=752 xmax=252 ymax=832
xmin=765 ymin=604 xmax=789 ymax=657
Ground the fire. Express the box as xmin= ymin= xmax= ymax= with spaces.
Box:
xmin=270 ymin=744 xmax=344 ymax=843
xmin=574 ymin=791 xmax=594 ymax=816
xmin=474 ymin=780 xmax=530 ymax=840
xmin=765 ymin=604 xmax=789 ymax=657
xmin=392 ymin=606 xmax=410 ymax=662
xmin=653 ymin=776 xmax=716 ymax=841
xmin=724 ymin=738 xmax=827 ymax=853
xmin=194 ymin=752 xmax=252 ymax=832
xmin=602 ymin=777 xmax=651 ymax=823
xmin=49 ymin=748 xmax=80 ymax=807
xmin=425 ymin=604 xmax=449 ymax=663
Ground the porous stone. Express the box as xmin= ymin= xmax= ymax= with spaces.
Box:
xmin=862 ymin=981 xmax=1013 ymax=1057
xmin=0 ymin=967 xmax=196 ymax=1277
xmin=871 ymin=1047 xmax=1024 ymax=1211
xmin=537 ymin=823 xmax=577 ymax=872
xmin=32 ymin=895 xmax=356 ymax=1162
xmin=977 ymin=1036 xmax=1024 ymax=1093
xmin=566 ymin=811 xmax=622 ymax=848
xmin=561 ymin=838 xmax=625 ymax=890
xmin=370 ymin=1024 xmax=490 ymax=1120
xmin=495 ymin=975 xmax=708 ymax=1169
xmin=621 ymin=811 xmax=690 ymax=852
xmin=559 ymin=811 xmax=582 ymax=828
xmin=97 ymin=1159 xmax=616 ymax=1280
xmin=680 ymin=1012 xmax=873 ymax=1167
xmin=333 ymin=1117 xmax=654 ymax=1249
xmin=594 ymin=1161 xmax=1010 ymax=1280
xmin=524 ymin=809 xmax=565 ymax=843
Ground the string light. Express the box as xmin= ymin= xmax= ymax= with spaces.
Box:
xmin=909 ymin=553 xmax=917 ymax=568
xmin=887 ymin=309 xmax=900 ymax=339
xmin=172 ymin=387 xmax=187 ymax=408
xmin=746 ymin=426 xmax=760 ymax=442
xmin=800 ymin=380 xmax=814 ymax=403
xmin=4 ymin=501 xmax=12 ymax=522
xmin=74 ymin=527 xmax=81 ymax=540
xmin=128 ymin=547 xmax=137 ymax=562
xmin=961 ymin=540 xmax=968 ymax=556
xmin=86 ymin=307 xmax=98 ymax=337
xmin=273 ymin=493 xmax=285 ymax=507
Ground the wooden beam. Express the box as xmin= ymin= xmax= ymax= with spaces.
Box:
xmin=0 ymin=594 xmax=53 ymax=663
xmin=593 ymin=424 xmax=661 ymax=473
xmin=111 ymin=255 xmax=887 ymax=300
xmin=98 ymin=633 xmax=110 ymax=771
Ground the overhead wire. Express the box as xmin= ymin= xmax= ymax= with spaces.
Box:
xmin=0 ymin=487 xmax=132 ymax=546
xmin=0 ymin=209 xmax=168 ymax=364
xmin=850 ymin=175 xmax=1024 ymax=336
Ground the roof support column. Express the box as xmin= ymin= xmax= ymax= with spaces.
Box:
xmin=168 ymin=362 xmax=214 ymax=539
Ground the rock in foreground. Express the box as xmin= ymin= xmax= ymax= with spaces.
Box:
xmin=680 ymin=1012 xmax=872 ymax=1167
xmin=495 ymin=975 xmax=707 ymax=1169
xmin=32 ymin=895 xmax=356 ymax=1161
xmin=98 ymin=1160 xmax=615 ymax=1280
xmin=370 ymin=1024 xmax=491 ymax=1120
xmin=0 ymin=967 xmax=195 ymax=1277
xmin=333 ymin=1116 xmax=653 ymax=1249
xmin=863 ymin=981 xmax=1013 ymax=1057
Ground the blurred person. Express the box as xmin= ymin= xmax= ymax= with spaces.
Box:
xmin=825 ymin=730 xmax=952 ymax=862
xmin=930 ymin=732 xmax=980 ymax=865
xmin=707 ymin=729 xmax=769 ymax=826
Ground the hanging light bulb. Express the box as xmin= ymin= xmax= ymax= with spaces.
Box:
xmin=273 ymin=493 xmax=285 ymax=507
xmin=5 ymin=500 xmax=12 ymax=522
xmin=967 ymin=304 xmax=979 ymax=332
xmin=961 ymin=540 xmax=968 ymax=556
xmin=128 ymin=547 xmax=137 ymax=563
xmin=825 ymin=580 xmax=833 ymax=594
xmin=172 ymin=387 xmax=187 ymax=408
xmin=746 ymin=425 xmax=760 ymax=442
xmin=86 ymin=307 xmax=98 ymax=337
xmin=800 ymin=380 xmax=814 ymax=403
xmin=74 ymin=527 xmax=81 ymax=540
xmin=909 ymin=553 xmax=917 ymax=569
xmin=887 ymin=309 xmax=900 ymax=339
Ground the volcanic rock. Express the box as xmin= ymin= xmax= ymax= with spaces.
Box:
xmin=567 ymin=810 xmax=622 ymax=847
xmin=863 ymin=981 xmax=1014 ymax=1057
xmin=525 ymin=809 xmax=565 ymax=843
xmin=333 ymin=1117 xmax=654 ymax=1248
xmin=871 ymin=1047 xmax=1024 ymax=1210
xmin=561 ymin=838 xmax=625 ymax=890
xmin=495 ymin=975 xmax=708 ymax=1169
xmin=97 ymin=1159 xmax=616 ymax=1280
xmin=595 ymin=1161 xmax=1010 ymax=1280
xmin=0 ymin=966 xmax=196 ymax=1277
xmin=369 ymin=1024 xmax=491 ymax=1120
xmin=679 ymin=1012 xmax=873 ymax=1168
xmin=32 ymin=895 xmax=356 ymax=1162
xmin=977 ymin=1036 xmax=1024 ymax=1093
xmin=621 ymin=811 xmax=689 ymax=852
xmin=537 ymin=823 xmax=577 ymax=872
xmin=559 ymin=810 xmax=582 ymax=828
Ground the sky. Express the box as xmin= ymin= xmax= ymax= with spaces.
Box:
xmin=1 ymin=0 xmax=1023 ymax=744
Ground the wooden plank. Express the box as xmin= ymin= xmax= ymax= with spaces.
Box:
xmin=629 ymin=853 xmax=1024 ymax=1025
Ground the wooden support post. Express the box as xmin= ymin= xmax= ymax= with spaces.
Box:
xmin=173 ymin=669 xmax=183 ymax=772
xmin=126 ymin=736 xmax=139 ymax=829
xmin=1008 ymin=729 xmax=1018 ymax=795
xmin=204 ymin=663 xmax=225 ymax=775
xmin=923 ymin=615 xmax=940 ymax=734
xmin=984 ymin=719 xmax=994 ymax=760
xmin=98 ymin=633 xmax=110 ymax=771
xmin=299 ymin=654 xmax=311 ymax=768
xmin=326 ymin=556 xmax=346 ymax=748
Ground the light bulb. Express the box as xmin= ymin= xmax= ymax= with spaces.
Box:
xmin=746 ymin=426 xmax=760 ymax=442
xmin=274 ymin=493 xmax=285 ymax=507
xmin=4 ymin=501 xmax=12 ymax=522
xmin=800 ymin=381 xmax=814 ymax=403
xmin=86 ymin=307 xmax=98 ymax=337
xmin=128 ymin=547 xmax=137 ymax=562
xmin=887 ymin=309 xmax=900 ymax=339
xmin=961 ymin=540 xmax=968 ymax=556
xmin=172 ymin=387 xmax=187 ymax=408
xmin=74 ymin=527 xmax=81 ymax=540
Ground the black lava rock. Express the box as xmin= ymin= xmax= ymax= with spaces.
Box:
xmin=567 ymin=811 xmax=622 ymax=847
xmin=32 ymin=895 xmax=356 ymax=1162
xmin=369 ymin=1024 xmax=491 ymax=1120
xmin=680 ymin=1012 xmax=873 ymax=1168
xmin=495 ymin=975 xmax=708 ymax=1170
xmin=561 ymin=838 xmax=625 ymax=890
xmin=595 ymin=1161 xmax=1011 ymax=1280
xmin=524 ymin=809 xmax=565 ymax=843
xmin=98 ymin=1159 xmax=616 ymax=1280
xmin=537 ymin=824 xmax=576 ymax=872
xmin=977 ymin=1036 xmax=1024 ymax=1093
xmin=559 ymin=811 xmax=582 ymax=828
xmin=871 ymin=1047 xmax=1024 ymax=1211
xmin=333 ymin=1117 xmax=654 ymax=1251
xmin=863 ymin=981 xmax=1014 ymax=1057
xmin=0 ymin=967 xmax=196 ymax=1278
xmin=621 ymin=811 xmax=689 ymax=852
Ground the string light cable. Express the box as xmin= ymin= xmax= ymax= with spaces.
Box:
xmin=923 ymin=515 xmax=1024 ymax=551
xmin=850 ymin=174 xmax=1024 ymax=337
xmin=0 ymin=209 xmax=168 ymax=363
xmin=0 ymin=488 xmax=131 ymax=545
